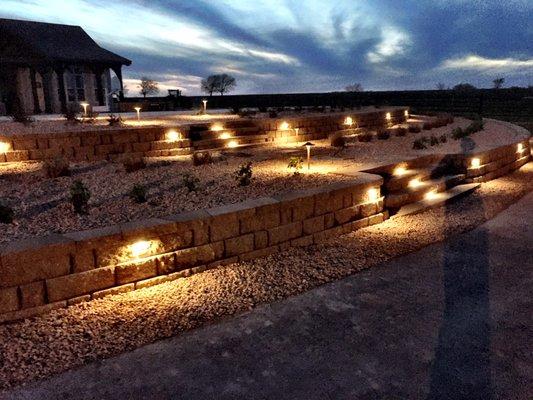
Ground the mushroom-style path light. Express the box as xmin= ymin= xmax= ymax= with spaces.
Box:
xmin=134 ymin=107 xmax=142 ymax=121
xmin=202 ymin=99 xmax=208 ymax=114
xmin=80 ymin=102 xmax=89 ymax=117
xmin=303 ymin=141 xmax=315 ymax=170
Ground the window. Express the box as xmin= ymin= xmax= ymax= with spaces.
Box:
xmin=65 ymin=67 xmax=85 ymax=102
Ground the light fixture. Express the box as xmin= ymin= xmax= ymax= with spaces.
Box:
xmin=409 ymin=178 xmax=423 ymax=188
xmin=202 ymin=99 xmax=208 ymax=114
xmin=134 ymin=107 xmax=141 ymax=121
xmin=404 ymin=110 xmax=409 ymax=118
xmin=367 ymin=187 xmax=380 ymax=202
xmin=0 ymin=142 xmax=11 ymax=153
xmin=344 ymin=116 xmax=353 ymax=126
xmin=517 ymin=143 xmax=524 ymax=153
xmin=166 ymin=130 xmax=181 ymax=142
xmin=303 ymin=141 xmax=315 ymax=170
xmin=129 ymin=240 xmax=151 ymax=258
xmin=386 ymin=112 xmax=392 ymax=121
xmin=425 ymin=190 xmax=439 ymax=200
xmin=80 ymin=102 xmax=89 ymax=116
xmin=280 ymin=121 xmax=290 ymax=130
xmin=219 ymin=132 xmax=231 ymax=140
xmin=393 ymin=166 xmax=408 ymax=176
xmin=211 ymin=123 xmax=223 ymax=132
xmin=227 ymin=140 xmax=238 ymax=148
xmin=471 ymin=158 xmax=481 ymax=168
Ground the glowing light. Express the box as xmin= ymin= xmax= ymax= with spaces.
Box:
xmin=393 ymin=166 xmax=408 ymax=176
xmin=219 ymin=132 xmax=232 ymax=140
xmin=425 ymin=190 xmax=439 ymax=200
xmin=202 ymin=99 xmax=208 ymax=113
xmin=80 ymin=102 xmax=89 ymax=116
xmin=0 ymin=142 xmax=11 ymax=153
xmin=129 ymin=240 xmax=151 ymax=258
xmin=404 ymin=110 xmax=409 ymax=118
xmin=386 ymin=112 xmax=392 ymax=121
xmin=303 ymin=141 xmax=315 ymax=170
xmin=279 ymin=121 xmax=290 ymax=130
xmin=367 ymin=188 xmax=380 ymax=202
xmin=134 ymin=107 xmax=141 ymax=121
xmin=344 ymin=116 xmax=353 ymax=126
xmin=409 ymin=178 xmax=423 ymax=188
xmin=227 ymin=140 xmax=239 ymax=148
xmin=471 ymin=158 xmax=481 ymax=168
xmin=517 ymin=143 xmax=524 ymax=153
xmin=211 ymin=123 xmax=224 ymax=132
xmin=166 ymin=130 xmax=181 ymax=142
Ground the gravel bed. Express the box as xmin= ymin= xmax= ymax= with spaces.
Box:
xmin=0 ymin=162 xmax=531 ymax=391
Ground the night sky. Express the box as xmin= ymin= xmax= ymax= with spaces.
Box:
xmin=2 ymin=0 xmax=532 ymax=95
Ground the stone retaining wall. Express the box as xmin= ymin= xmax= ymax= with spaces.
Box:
xmin=0 ymin=174 xmax=385 ymax=323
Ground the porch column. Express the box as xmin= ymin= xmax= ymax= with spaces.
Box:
xmin=111 ymin=66 xmax=125 ymax=100
xmin=55 ymin=67 xmax=67 ymax=112
xmin=94 ymin=68 xmax=105 ymax=106
xmin=29 ymin=68 xmax=42 ymax=114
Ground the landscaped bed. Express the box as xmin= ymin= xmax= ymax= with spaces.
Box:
xmin=0 ymin=116 xmax=527 ymax=245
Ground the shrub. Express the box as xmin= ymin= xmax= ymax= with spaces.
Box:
xmin=469 ymin=118 xmax=484 ymax=133
xmin=129 ymin=184 xmax=147 ymax=203
xmin=182 ymin=173 xmax=200 ymax=192
xmin=439 ymin=134 xmax=448 ymax=143
xmin=287 ymin=156 xmax=303 ymax=175
xmin=123 ymin=156 xmax=146 ymax=172
xmin=408 ymin=124 xmax=421 ymax=133
xmin=396 ymin=127 xmax=407 ymax=137
xmin=377 ymin=129 xmax=391 ymax=140
xmin=10 ymin=101 xmax=34 ymax=125
xmin=231 ymin=106 xmax=241 ymax=114
xmin=107 ymin=114 xmax=124 ymax=127
xmin=330 ymin=133 xmax=346 ymax=148
xmin=451 ymin=127 xmax=465 ymax=140
xmin=258 ymin=106 xmax=267 ymax=113
xmin=63 ymin=104 xmax=80 ymax=123
xmin=43 ymin=156 xmax=70 ymax=178
xmin=429 ymin=135 xmax=439 ymax=146
xmin=235 ymin=162 xmax=253 ymax=186
xmin=268 ymin=110 xmax=278 ymax=118
xmin=422 ymin=121 xmax=433 ymax=130
xmin=413 ymin=137 xmax=428 ymax=150
xmin=358 ymin=131 xmax=374 ymax=142
xmin=0 ymin=201 xmax=14 ymax=224
xmin=192 ymin=151 xmax=213 ymax=166
xmin=70 ymin=180 xmax=90 ymax=214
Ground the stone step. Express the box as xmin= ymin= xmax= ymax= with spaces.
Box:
xmin=385 ymin=174 xmax=466 ymax=209
xmin=392 ymin=183 xmax=481 ymax=218
xmin=385 ymin=168 xmax=433 ymax=192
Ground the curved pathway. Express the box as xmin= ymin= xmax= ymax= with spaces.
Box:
xmin=5 ymin=192 xmax=533 ymax=400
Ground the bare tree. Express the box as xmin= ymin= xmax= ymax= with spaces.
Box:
xmin=436 ymin=82 xmax=447 ymax=90
xmin=453 ymin=83 xmax=477 ymax=92
xmin=201 ymin=74 xmax=237 ymax=96
xmin=492 ymin=77 xmax=505 ymax=89
xmin=345 ymin=83 xmax=363 ymax=92
xmin=138 ymin=77 xmax=159 ymax=98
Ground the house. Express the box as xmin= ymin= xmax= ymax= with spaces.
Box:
xmin=0 ymin=18 xmax=131 ymax=115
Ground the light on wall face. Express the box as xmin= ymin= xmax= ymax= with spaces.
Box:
xmin=219 ymin=132 xmax=231 ymax=140
xmin=367 ymin=187 xmax=380 ymax=202
xmin=0 ymin=142 xmax=11 ymax=153
xmin=280 ymin=121 xmax=290 ymax=130
xmin=344 ymin=116 xmax=353 ymax=126
xmin=227 ymin=140 xmax=239 ymax=148
xmin=425 ymin=190 xmax=439 ymax=200
xmin=409 ymin=178 xmax=423 ymax=188
xmin=517 ymin=143 xmax=524 ymax=153
xmin=211 ymin=123 xmax=223 ymax=132
xmin=404 ymin=110 xmax=409 ymax=118
xmin=471 ymin=158 xmax=481 ymax=168
xmin=129 ymin=240 xmax=152 ymax=258
xmin=393 ymin=166 xmax=408 ymax=176
xmin=386 ymin=112 xmax=392 ymax=121
xmin=166 ymin=130 xmax=181 ymax=141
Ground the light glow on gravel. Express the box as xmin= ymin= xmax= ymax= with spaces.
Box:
xmin=0 ymin=142 xmax=11 ymax=153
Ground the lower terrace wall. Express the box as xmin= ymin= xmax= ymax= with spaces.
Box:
xmin=0 ymin=174 xmax=385 ymax=323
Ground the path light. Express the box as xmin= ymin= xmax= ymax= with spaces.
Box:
xmin=129 ymin=240 xmax=151 ymax=258
xmin=134 ymin=107 xmax=142 ymax=121
xmin=409 ymin=178 xmax=423 ymax=188
xmin=219 ymin=132 xmax=231 ymax=140
xmin=393 ymin=166 xmax=408 ymax=176
xmin=80 ymin=102 xmax=89 ymax=116
xmin=386 ymin=112 xmax=392 ymax=121
xmin=227 ymin=140 xmax=238 ymax=148
xmin=367 ymin=187 xmax=380 ymax=202
xmin=280 ymin=121 xmax=290 ymax=131
xmin=344 ymin=116 xmax=353 ymax=126
xmin=211 ymin=123 xmax=223 ymax=132
xmin=166 ymin=130 xmax=181 ymax=142
xmin=471 ymin=158 xmax=481 ymax=168
xmin=0 ymin=142 xmax=10 ymax=153
xmin=404 ymin=109 xmax=409 ymax=118
xmin=303 ymin=141 xmax=315 ymax=170
xmin=202 ymin=99 xmax=208 ymax=114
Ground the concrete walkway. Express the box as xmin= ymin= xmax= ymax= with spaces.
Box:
xmin=6 ymin=193 xmax=533 ymax=400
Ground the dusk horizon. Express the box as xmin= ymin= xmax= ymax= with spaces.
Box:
xmin=1 ymin=0 xmax=531 ymax=96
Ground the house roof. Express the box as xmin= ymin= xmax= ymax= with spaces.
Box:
xmin=0 ymin=18 xmax=131 ymax=66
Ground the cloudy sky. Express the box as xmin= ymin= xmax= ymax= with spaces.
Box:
xmin=1 ymin=0 xmax=532 ymax=95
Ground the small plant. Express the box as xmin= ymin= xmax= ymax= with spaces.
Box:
xmin=0 ymin=201 xmax=14 ymax=224
xmin=396 ymin=127 xmax=407 ymax=137
xmin=70 ymin=180 xmax=90 ymax=214
xmin=422 ymin=121 xmax=433 ymax=130
xmin=413 ymin=137 xmax=428 ymax=150
xmin=129 ymin=184 xmax=147 ymax=203
xmin=123 ymin=156 xmax=146 ymax=172
xmin=231 ymin=106 xmax=241 ymax=114
xmin=451 ymin=127 xmax=466 ymax=140
xmin=358 ymin=131 xmax=374 ymax=142
xmin=235 ymin=162 xmax=253 ymax=186
xmin=377 ymin=129 xmax=391 ymax=140
xmin=330 ymin=133 xmax=346 ymax=148
xmin=182 ymin=173 xmax=200 ymax=192
xmin=43 ymin=156 xmax=70 ymax=178
xmin=429 ymin=135 xmax=439 ymax=146
xmin=439 ymin=134 xmax=448 ymax=143
xmin=268 ymin=109 xmax=278 ymax=118
xmin=63 ymin=104 xmax=80 ymax=123
xmin=408 ymin=125 xmax=422 ymax=133
xmin=10 ymin=100 xmax=34 ymax=126
xmin=287 ymin=156 xmax=304 ymax=175
xmin=258 ymin=106 xmax=268 ymax=113
xmin=192 ymin=151 xmax=213 ymax=166
xmin=107 ymin=114 xmax=124 ymax=127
